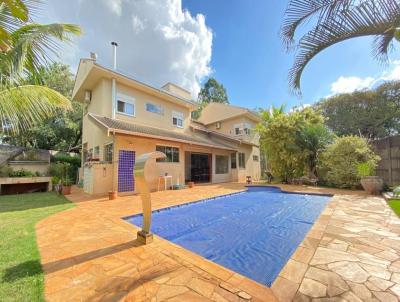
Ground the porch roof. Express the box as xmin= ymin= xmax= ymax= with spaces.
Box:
xmin=89 ymin=114 xmax=237 ymax=151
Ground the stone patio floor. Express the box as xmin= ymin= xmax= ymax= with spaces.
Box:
xmin=35 ymin=183 xmax=400 ymax=301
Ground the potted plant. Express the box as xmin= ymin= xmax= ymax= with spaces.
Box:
xmin=109 ymin=190 xmax=117 ymax=200
xmin=61 ymin=178 xmax=72 ymax=195
xmin=357 ymin=162 xmax=383 ymax=195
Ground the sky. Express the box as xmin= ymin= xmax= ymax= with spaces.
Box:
xmin=38 ymin=0 xmax=400 ymax=110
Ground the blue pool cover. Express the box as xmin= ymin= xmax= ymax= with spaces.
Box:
xmin=124 ymin=186 xmax=331 ymax=286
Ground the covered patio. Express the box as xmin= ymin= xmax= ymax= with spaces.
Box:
xmin=36 ymin=184 xmax=400 ymax=301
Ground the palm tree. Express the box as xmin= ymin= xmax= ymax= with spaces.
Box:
xmin=281 ymin=0 xmax=400 ymax=93
xmin=0 ymin=0 xmax=81 ymax=132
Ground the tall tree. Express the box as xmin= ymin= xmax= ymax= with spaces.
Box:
xmin=257 ymin=107 xmax=325 ymax=182
xmin=281 ymin=0 xmax=400 ymax=92
xmin=5 ymin=63 xmax=83 ymax=152
xmin=0 ymin=0 xmax=81 ymax=133
xmin=316 ymin=81 xmax=400 ymax=139
xmin=192 ymin=77 xmax=228 ymax=119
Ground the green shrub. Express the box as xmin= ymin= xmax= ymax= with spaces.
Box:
xmin=356 ymin=162 xmax=376 ymax=178
xmin=50 ymin=154 xmax=80 ymax=184
xmin=319 ymin=136 xmax=380 ymax=188
xmin=51 ymin=153 xmax=81 ymax=166
xmin=9 ymin=169 xmax=34 ymax=177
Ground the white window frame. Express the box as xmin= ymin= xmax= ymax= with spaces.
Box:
xmin=116 ymin=93 xmax=135 ymax=117
xmin=172 ymin=111 xmax=184 ymax=128
xmin=146 ymin=102 xmax=164 ymax=115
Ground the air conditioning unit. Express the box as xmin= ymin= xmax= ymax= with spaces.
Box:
xmin=216 ymin=122 xmax=221 ymax=129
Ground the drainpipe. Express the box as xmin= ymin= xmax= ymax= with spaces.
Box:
xmin=111 ymin=42 xmax=118 ymax=119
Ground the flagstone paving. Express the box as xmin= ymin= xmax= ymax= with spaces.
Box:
xmin=35 ymin=183 xmax=400 ymax=301
xmin=271 ymin=189 xmax=400 ymax=302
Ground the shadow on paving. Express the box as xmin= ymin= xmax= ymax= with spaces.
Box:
xmin=42 ymin=240 xmax=143 ymax=274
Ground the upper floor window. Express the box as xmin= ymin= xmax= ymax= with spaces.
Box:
xmin=172 ymin=111 xmax=184 ymax=128
xmin=146 ymin=102 xmax=164 ymax=115
xmin=234 ymin=123 xmax=252 ymax=136
xmin=253 ymin=155 xmax=259 ymax=162
xmin=116 ymin=93 xmax=135 ymax=116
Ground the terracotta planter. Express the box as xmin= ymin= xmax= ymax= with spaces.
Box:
xmin=109 ymin=191 xmax=117 ymax=200
xmin=360 ymin=176 xmax=383 ymax=195
xmin=62 ymin=185 xmax=72 ymax=195
xmin=188 ymin=182 xmax=194 ymax=188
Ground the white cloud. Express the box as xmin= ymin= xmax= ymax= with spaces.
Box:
xmin=330 ymin=76 xmax=375 ymax=94
xmin=42 ymin=0 xmax=213 ymax=98
xmin=329 ymin=61 xmax=400 ymax=95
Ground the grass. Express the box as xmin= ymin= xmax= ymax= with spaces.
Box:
xmin=0 ymin=192 xmax=74 ymax=302
xmin=388 ymin=198 xmax=400 ymax=217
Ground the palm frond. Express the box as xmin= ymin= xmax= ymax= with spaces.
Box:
xmin=0 ymin=84 xmax=71 ymax=133
xmin=288 ymin=0 xmax=400 ymax=93
xmin=281 ymin=0 xmax=355 ymax=49
xmin=0 ymin=0 xmax=40 ymax=49
xmin=2 ymin=23 xmax=81 ymax=83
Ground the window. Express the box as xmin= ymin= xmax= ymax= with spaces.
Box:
xmin=156 ymin=145 xmax=179 ymax=163
xmin=104 ymin=143 xmax=113 ymax=162
xmin=146 ymin=102 xmax=164 ymax=115
xmin=231 ymin=153 xmax=237 ymax=169
xmin=94 ymin=146 xmax=100 ymax=159
xmin=216 ymin=155 xmax=229 ymax=174
xmin=172 ymin=111 xmax=184 ymax=128
xmin=244 ymin=123 xmax=252 ymax=135
xmin=88 ymin=148 xmax=93 ymax=160
xmin=116 ymin=93 xmax=135 ymax=116
xmin=238 ymin=152 xmax=245 ymax=169
xmin=253 ymin=155 xmax=259 ymax=162
xmin=235 ymin=127 xmax=240 ymax=135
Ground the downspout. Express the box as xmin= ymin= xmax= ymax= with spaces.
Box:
xmin=111 ymin=41 xmax=118 ymax=119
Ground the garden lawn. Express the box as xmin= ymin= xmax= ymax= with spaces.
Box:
xmin=0 ymin=192 xmax=74 ymax=302
xmin=388 ymin=199 xmax=400 ymax=217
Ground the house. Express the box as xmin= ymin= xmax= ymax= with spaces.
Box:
xmin=72 ymin=58 xmax=261 ymax=195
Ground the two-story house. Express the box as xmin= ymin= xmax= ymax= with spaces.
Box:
xmin=72 ymin=58 xmax=261 ymax=195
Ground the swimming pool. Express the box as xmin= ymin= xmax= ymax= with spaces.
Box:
xmin=124 ymin=186 xmax=331 ymax=286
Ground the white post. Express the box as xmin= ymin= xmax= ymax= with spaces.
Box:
xmin=111 ymin=42 xmax=118 ymax=119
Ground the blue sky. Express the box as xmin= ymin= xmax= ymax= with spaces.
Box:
xmin=184 ymin=0 xmax=400 ymax=109
xmin=42 ymin=0 xmax=400 ymax=110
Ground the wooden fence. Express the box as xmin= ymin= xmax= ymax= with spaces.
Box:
xmin=372 ymin=136 xmax=400 ymax=186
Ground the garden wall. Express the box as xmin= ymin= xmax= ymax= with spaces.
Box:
xmin=372 ymin=136 xmax=400 ymax=186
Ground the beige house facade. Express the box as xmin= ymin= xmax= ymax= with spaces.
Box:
xmin=73 ymin=58 xmax=261 ymax=195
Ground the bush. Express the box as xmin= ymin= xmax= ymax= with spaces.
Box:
xmin=50 ymin=154 xmax=80 ymax=184
xmin=52 ymin=153 xmax=81 ymax=167
xmin=319 ymin=136 xmax=380 ymax=188
xmin=9 ymin=169 xmax=35 ymax=177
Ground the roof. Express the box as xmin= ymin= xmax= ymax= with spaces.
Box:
xmin=89 ymin=114 xmax=237 ymax=151
xmin=72 ymin=59 xmax=198 ymax=110
xmin=197 ymin=102 xmax=261 ymax=125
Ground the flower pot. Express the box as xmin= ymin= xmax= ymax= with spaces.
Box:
xmin=109 ymin=191 xmax=117 ymax=200
xmin=62 ymin=185 xmax=72 ymax=195
xmin=188 ymin=181 xmax=194 ymax=188
xmin=360 ymin=176 xmax=383 ymax=195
